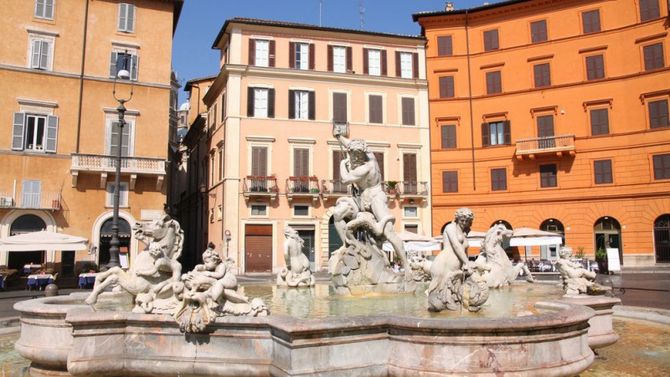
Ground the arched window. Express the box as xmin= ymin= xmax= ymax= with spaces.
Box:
xmin=654 ymin=214 xmax=670 ymax=263
xmin=8 ymin=214 xmax=47 ymax=270
xmin=98 ymin=218 xmax=131 ymax=267
xmin=10 ymin=214 xmax=46 ymax=235
xmin=540 ymin=218 xmax=564 ymax=259
xmin=594 ymin=216 xmax=622 ymax=266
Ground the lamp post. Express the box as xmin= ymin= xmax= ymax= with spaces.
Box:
xmin=107 ymin=65 xmax=133 ymax=268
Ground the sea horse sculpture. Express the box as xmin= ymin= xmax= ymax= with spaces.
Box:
xmin=476 ymin=224 xmax=534 ymax=288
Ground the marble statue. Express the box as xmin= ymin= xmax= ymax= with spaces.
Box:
xmin=328 ymin=129 xmax=411 ymax=293
xmin=426 ymin=208 xmax=489 ymax=312
xmin=557 ymin=246 xmax=599 ymax=295
xmin=174 ymin=243 xmax=269 ymax=333
xmin=408 ymin=251 xmax=432 ymax=282
xmin=476 ymin=224 xmax=535 ymax=288
xmin=85 ymin=214 xmax=184 ymax=313
xmin=277 ymin=226 xmax=316 ymax=287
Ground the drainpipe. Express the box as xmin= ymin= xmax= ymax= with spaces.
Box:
xmin=75 ymin=0 xmax=90 ymax=153
xmin=465 ymin=9 xmax=476 ymax=191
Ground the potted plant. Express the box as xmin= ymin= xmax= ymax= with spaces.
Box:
xmin=595 ymin=247 xmax=608 ymax=274
xmin=386 ymin=181 xmax=398 ymax=195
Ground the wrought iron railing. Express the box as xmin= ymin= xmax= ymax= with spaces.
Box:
xmin=321 ymin=179 xmax=350 ymax=195
xmin=398 ymin=181 xmax=429 ymax=196
xmin=286 ymin=176 xmax=320 ymax=195
xmin=0 ymin=192 xmax=61 ymax=210
xmin=243 ymin=176 xmax=279 ymax=194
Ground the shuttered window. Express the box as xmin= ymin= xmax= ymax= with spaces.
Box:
xmin=251 ymin=147 xmax=268 ymax=177
xmin=118 ymin=3 xmax=135 ymax=33
xmin=582 ymin=10 xmax=601 ymax=34
xmin=491 ymin=168 xmax=507 ymax=191
xmin=330 ymin=45 xmax=348 ymax=73
xmin=369 ymin=95 xmax=383 ymax=124
xmin=482 ymin=121 xmax=510 ymax=146
xmin=396 ymin=52 xmax=417 ymax=79
xmin=252 ymin=39 xmax=274 ymax=67
xmin=110 ymin=51 xmax=139 ymax=80
xmin=108 ymin=121 xmax=131 ymax=157
xmin=483 ymin=29 xmax=499 ymax=51
xmin=530 ymin=20 xmax=547 ymax=43
xmin=439 ymin=76 xmax=455 ymax=98
xmin=373 ymin=152 xmax=385 ymax=180
xmin=401 ymin=97 xmax=415 ymax=126
xmin=540 ymin=164 xmax=557 ymax=188
xmin=594 ymin=160 xmax=613 ymax=184
xmin=585 ymin=55 xmax=605 ymax=80
xmin=442 ymin=171 xmax=458 ymax=193
xmin=537 ymin=115 xmax=555 ymax=137
xmin=486 ymin=71 xmax=502 ymax=94
xmin=22 ymin=180 xmax=42 ymax=209
xmin=12 ymin=113 xmax=58 ymax=153
xmin=30 ymin=39 xmax=51 ymax=70
xmin=441 ymin=125 xmax=456 ymax=149
xmin=35 ymin=0 xmax=54 ymax=19
xmin=643 ymin=43 xmax=664 ymax=71
xmin=649 ymin=99 xmax=669 ymax=129
xmin=437 ymin=35 xmax=453 ymax=56
xmin=333 ymin=92 xmax=347 ymax=123
xmin=533 ymin=63 xmax=551 ymax=88
xmin=290 ymin=42 xmax=313 ymax=70
xmin=403 ymin=154 xmax=418 ymax=194
xmin=639 ymin=0 xmax=660 ymax=22
xmin=653 ymin=154 xmax=670 ymax=180
xmin=248 ymin=87 xmax=274 ymax=118
xmin=289 ymin=90 xmax=312 ymax=120
xmin=590 ymin=108 xmax=610 ymax=135
xmin=106 ymin=182 xmax=129 ymax=207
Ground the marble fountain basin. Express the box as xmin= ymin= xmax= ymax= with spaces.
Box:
xmin=14 ymin=283 xmax=607 ymax=377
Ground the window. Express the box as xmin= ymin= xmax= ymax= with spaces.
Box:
xmin=290 ymin=42 xmax=313 ymax=70
xmin=106 ymin=119 xmax=133 ymax=157
xmin=442 ymin=171 xmax=458 ymax=193
xmin=110 ymin=50 xmax=138 ymax=80
xmin=439 ymin=76 xmax=455 ymax=98
xmin=653 ymin=154 xmax=670 ymax=179
xmin=533 ymin=63 xmax=551 ymax=88
xmin=441 ymin=125 xmax=457 ymax=149
xmin=293 ymin=148 xmax=310 ymax=192
xmin=294 ymin=205 xmax=309 ymax=217
xmin=250 ymin=146 xmax=268 ymax=177
xmin=486 ymin=71 xmax=502 ymax=94
xmin=640 ymin=0 xmax=660 ymax=22
xmin=221 ymin=93 xmax=226 ymax=122
xmin=35 ymin=0 xmax=54 ymax=19
xmin=396 ymin=52 xmax=417 ymax=79
xmin=369 ymin=94 xmax=383 ymax=124
xmin=249 ymin=39 xmax=274 ymax=67
xmin=12 ymin=113 xmax=58 ymax=153
xmin=251 ymin=204 xmax=267 ymax=216
xmin=586 ymin=55 xmax=605 ymax=80
xmin=403 ymin=153 xmax=418 ymax=194
xmin=481 ymin=120 xmax=510 ymax=146
xmin=649 ymin=99 xmax=669 ymax=128
xmin=540 ymin=164 xmax=557 ymax=188
xmin=21 ymin=180 xmax=42 ymax=208
xmin=491 ymin=168 xmax=507 ymax=191
xmin=118 ymin=3 xmax=135 ymax=33
xmin=594 ymin=159 xmax=613 ymax=184
xmin=328 ymin=45 xmax=351 ymax=73
xmin=404 ymin=206 xmax=418 ymax=218
xmin=365 ymin=48 xmax=384 ymax=76
xmin=247 ymin=87 xmax=275 ymax=118
xmin=288 ymin=90 xmax=314 ymax=120
xmin=537 ymin=115 xmax=555 ymax=148
xmin=590 ymin=108 xmax=609 ymax=135
xmin=373 ymin=151 xmax=385 ymax=180
xmin=106 ymin=182 xmax=129 ymax=207
xmin=405 ymin=224 xmax=419 ymax=234
xmin=218 ymin=148 xmax=224 ymax=181
xmin=530 ymin=20 xmax=547 ymax=43
xmin=643 ymin=43 xmax=664 ymax=71
xmin=29 ymin=36 xmax=52 ymax=70
xmin=437 ymin=35 xmax=453 ymax=56
xmin=582 ymin=10 xmax=601 ymax=34
xmin=483 ymin=29 xmax=499 ymax=51
xmin=401 ymin=97 xmax=415 ymax=126
xmin=333 ymin=92 xmax=347 ymax=123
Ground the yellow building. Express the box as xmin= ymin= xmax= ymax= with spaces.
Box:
xmin=415 ymin=0 xmax=670 ymax=266
xmin=0 ymin=0 xmax=182 ymax=275
xmin=179 ymin=18 xmax=432 ymax=273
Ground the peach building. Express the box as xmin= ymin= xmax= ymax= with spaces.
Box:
xmin=415 ymin=0 xmax=670 ymax=266
xmin=0 ymin=0 xmax=182 ymax=274
xmin=180 ymin=18 xmax=432 ymax=273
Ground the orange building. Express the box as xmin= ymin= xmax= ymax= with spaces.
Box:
xmin=0 ymin=0 xmax=182 ymax=275
xmin=415 ymin=0 xmax=670 ymax=266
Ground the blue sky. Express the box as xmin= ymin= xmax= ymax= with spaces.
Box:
xmin=172 ymin=0 xmax=502 ymax=103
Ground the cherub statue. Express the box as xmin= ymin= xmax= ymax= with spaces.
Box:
xmin=556 ymin=246 xmax=599 ymax=295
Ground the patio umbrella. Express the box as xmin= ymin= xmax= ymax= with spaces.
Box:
xmin=509 ymin=227 xmax=563 ymax=247
xmin=0 ymin=231 xmax=88 ymax=251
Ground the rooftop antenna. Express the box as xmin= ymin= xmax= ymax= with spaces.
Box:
xmin=319 ymin=0 xmax=323 ymax=27
xmin=359 ymin=0 xmax=365 ymax=29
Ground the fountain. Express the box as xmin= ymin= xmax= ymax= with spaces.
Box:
xmin=13 ymin=130 xmax=619 ymax=376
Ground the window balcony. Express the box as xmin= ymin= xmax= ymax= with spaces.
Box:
xmin=286 ymin=176 xmax=320 ymax=202
xmin=397 ymin=181 xmax=429 ymax=203
xmin=243 ymin=176 xmax=279 ymax=201
xmin=320 ymin=179 xmax=350 ymax=200
xmin=0 ymin=192 xmax=62 ymax=211
xmin=71 ymin=154 xmax=166 ymax=190
xmin=515 ymin=134 xmax=576 ymax=159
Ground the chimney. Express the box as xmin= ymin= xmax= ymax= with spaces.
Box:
xmin=445 ymin=2 xmax=455 ymax=11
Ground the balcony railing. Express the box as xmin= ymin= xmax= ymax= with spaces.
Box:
xmin=71 ymin=153 xmax=167 ymax=189
xmin=398 ymin=181 xmax=429 ymax=202
xmin=515 ymin=135 xmax=576 ymax=159
xmin=320 ymin=179 xmax=350 ymax=200
xmin=0 ymin=192 xmax=61 ymax=211
xmin=286 ymin=176 xmax=320 ymax=202
xmin=243 ymin=176 xmax=279 ymax=200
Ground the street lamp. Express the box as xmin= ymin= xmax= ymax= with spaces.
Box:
xmin=107 ymin=60 xmax=134 ymax=268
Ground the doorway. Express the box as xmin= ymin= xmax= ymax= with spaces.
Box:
xmin=61 ymin=250 xmax=75 ymax=277
xmin=328 ymin=216 xmax=343 ymax=260
xmin=594 ymin=216 xmax=622 ymax=265
xmin=8 ymin=214 xmax=46 ymax=271
xmin=98 ymin=218 xmax=131 ymax=267
xmin=654 ymin=214 xmax=670 ymax=263
xmin=244 ymin=224 xmax=273 ymax=272
xmin=296 ymin=227 xmax=315 ymax=271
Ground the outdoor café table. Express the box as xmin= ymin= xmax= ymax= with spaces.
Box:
xmin=27 ymin=274 xmax=54 ymax=290
xmin=23 ymin=264 xmax=42 ymax=274
xmin=78 ymin=273 xmax=97 ymax=289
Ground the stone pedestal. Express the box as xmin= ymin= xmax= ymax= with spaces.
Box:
xmin=559 ymin=295 xmax=621 ymax=350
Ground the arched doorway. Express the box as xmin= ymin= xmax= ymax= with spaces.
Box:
xmin=594 ymin=217 xmax=622 ymax=266
xmin=328 ymin=216 xmax=343 ymax=259
xmin=540 ymin=218 xmax=565 ymax=259
xmin=98 ymin=218 xmax=131 ymax=267
xmin=654 ymin=214 xmax=670 ymax=263
xmin=8 ymin=214 xmax=46 ymax=270
xmin=491 ymin=220 xmax=513 ymax=253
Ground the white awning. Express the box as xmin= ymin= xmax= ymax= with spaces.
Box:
xmin=0 ymin=231 xmax=88 ymax=251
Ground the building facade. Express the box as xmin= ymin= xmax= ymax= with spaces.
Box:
xmin=0 ymin=0 xmax=182 ymax=274
xmin=415 ymin=0 xmax=670 ymax=266
xmin=182 ymin=18 xmax=432 ymax=273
